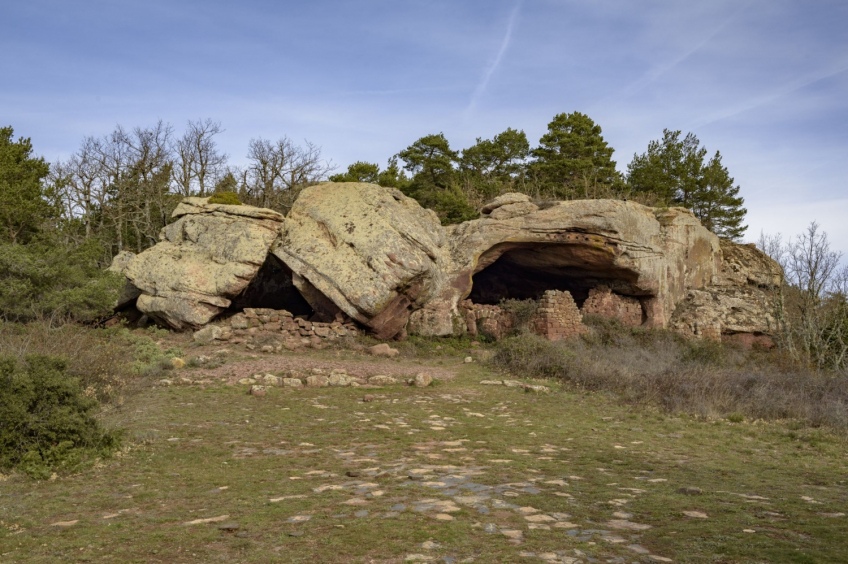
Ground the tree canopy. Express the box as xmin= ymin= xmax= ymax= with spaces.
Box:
xmin=0 ymin=126 xmax=52 ymax=244
xmin=529 ymin=112 xmax=621 ymax=199
xmin=627 ymin=129 xmax=747 ymax=239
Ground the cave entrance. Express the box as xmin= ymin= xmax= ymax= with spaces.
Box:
xmin=228 ymin=253 xmax=314 ymax=316
xmin=469 ymin=242 xmax=648 ymax=320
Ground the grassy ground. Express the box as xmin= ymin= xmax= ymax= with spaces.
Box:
xmin=1 ymin=337 xmax=847 ymax=563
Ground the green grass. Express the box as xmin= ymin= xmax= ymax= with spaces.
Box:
xmin=1 ymin=340 xmax=847 ymax=563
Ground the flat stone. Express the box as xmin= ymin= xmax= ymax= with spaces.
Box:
xmin=606 ymin=519 xmax=652 ymax=531
xmin=682 ymin=511 xmax=708 ymax=519
xmin=677 ymin=486 xmax=703 ymax=495
xmin=433 ymin=513 xmax=454 ymax=521
xmin=184 ymin=514 xmax=229 ymax=525
xmin=525 ymin=514 xmax=557 ymax=523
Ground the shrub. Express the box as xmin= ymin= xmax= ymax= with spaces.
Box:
xmin=498 ymin=298 xmax=538 ymax=330
xmin=0 ymin=322 xmax=134 ymax=404
xmin=0 ymin=355 xmax=120 ymax=478
xmin=491 ymin=333 xmax=573 ymax=379
xmin=489 ymin=321 xmax=848 ymax=431
xmin=208 ymin=191 xmax=242 ymax=205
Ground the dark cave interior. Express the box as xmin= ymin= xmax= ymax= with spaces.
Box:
xmin=228 ymin=253 xmax=314 ymax=316
xmin=468 ymin=242 xmax=644 ymax=307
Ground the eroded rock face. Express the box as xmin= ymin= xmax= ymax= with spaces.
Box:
xmin=124 ymin=198 xmax=284 ymax=329
xmin=115 ymin=185 xmax=780 ymax=342
xmin=670 ymin=239 xmax=782 ymax=340
xmin=410 ymin=197 xmax=722 ymax=337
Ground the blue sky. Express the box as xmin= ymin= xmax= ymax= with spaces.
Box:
xmin=2 ymin=0 xmax=847 ymax=253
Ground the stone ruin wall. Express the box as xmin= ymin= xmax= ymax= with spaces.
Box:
xmin=529 ymin=290 xmax=588 ymax=341
xmin=459 ymin=300 xmax=514 ymax=340
xmin=581 ymin=286 xmax=643 ymax=327
xmin=194 ymin=307 xmax=359 ymax=351
xmin=459 ymin=286 xmax=646 ymax=342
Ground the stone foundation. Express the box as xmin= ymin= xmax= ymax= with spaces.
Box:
xmin=529 ymin=290 xmax=586 ymax=341
xmin=581 ymin=285 xmax=643 ymax=327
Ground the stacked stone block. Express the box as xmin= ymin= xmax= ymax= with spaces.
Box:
xmin=581 ymin=285 xmax=644 ymax=327
xmin=529 ymin=290 xmax=586 ymax=341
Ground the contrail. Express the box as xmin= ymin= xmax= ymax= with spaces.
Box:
xmin=690 ymin=61 xmax=848 ymax=129
xmin=466 ymin=1 xmax=522 ymax=115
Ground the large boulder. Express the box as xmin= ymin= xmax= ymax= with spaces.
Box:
xmin=124 ymin=198 xmax=284 ymax=329
xmin=272 ymin=183 xmax=449 ymax=338
xmin=107 ymin=250 xmax=142 ymax=309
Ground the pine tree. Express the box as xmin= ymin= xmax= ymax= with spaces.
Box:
xmin=627 ymin=130 xmax=747 ymax=240
xmin=529 ymin=112 xmax=621 ymax=199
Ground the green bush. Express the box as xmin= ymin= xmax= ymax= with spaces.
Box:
xmin=208 ymin=191 xmax=242 ymax=205
xmin=0 ymin=238 xmax=124 ymax=323
xmin=0 ymin=355 xmax=120 ymax=478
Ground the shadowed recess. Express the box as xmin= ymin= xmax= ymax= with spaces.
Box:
xmin=469 ymin=242 xmax=644 ymax=307
xmin=229 ymin=254 xmax=313 ymax=316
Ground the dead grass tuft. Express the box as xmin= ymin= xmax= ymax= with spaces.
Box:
xmin=491 ymin=320 xmax=848 ymax=431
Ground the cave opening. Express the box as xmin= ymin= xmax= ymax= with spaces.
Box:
xmin=468 ymin=242 xmax=648 ymax=322
xmin=228 ymin=253 xmax=314 ymax=316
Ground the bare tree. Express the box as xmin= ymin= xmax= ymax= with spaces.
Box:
xmin=172 ymin=119 xmax=227 ymax=196
xmin=760 ymin=223 xmax=848 ymax=371
xmin=241 ymin=136 xmax=334 ymax=213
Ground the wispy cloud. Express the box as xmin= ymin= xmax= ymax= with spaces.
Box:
xmin=598 ymin=2 xmax=750 ymax=108
xmin=688 ymin=60 xmax=848 ymax=129
xmin=465 ymin=1 xmax=522 ymax=116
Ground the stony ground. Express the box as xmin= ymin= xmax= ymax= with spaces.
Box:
xmin=1 ymin=338 xmax=846 ymax=563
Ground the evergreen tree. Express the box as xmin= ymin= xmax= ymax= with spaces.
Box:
xmin=0 ymin=126 xmax=52 ymax=244
xmin=328 ymin=161 xmax=381 ymax=184
xmin=460 ymin=128 xmax=529 ymax=199
xmin=627 ymin=130 xmax=747 ymax=239
xmin=689 ymin=151 xmax=747 ymax=239
xmin=396 ymin=134 xmax=476 ymax=224
xmin=529 ymin=112 xmax=621 ymax=199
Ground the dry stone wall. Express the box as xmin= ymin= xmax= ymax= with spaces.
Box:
xmin=581 ymin=286 xmax=644 ymax=326
xmin=193 ymin=308 xmax=359 ymax=351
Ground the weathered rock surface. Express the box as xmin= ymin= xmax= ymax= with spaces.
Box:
xmin=108 ymin=250 xmax=142 ymax=308
xmin=124 ymin=198 xmax=284 ymax=329
xmin=272 ymin=183 xmax=448 ymax=338
xmin=410 ymin=196 xmax=722 ymax=337
xmin=114 ymin=184 xmax=781 ymax=341
xmin=670 ymin=239 xmax=782 ymax=340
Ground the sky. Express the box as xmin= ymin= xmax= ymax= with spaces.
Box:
xmin=2 ymin=0 xmax=847 ymax=254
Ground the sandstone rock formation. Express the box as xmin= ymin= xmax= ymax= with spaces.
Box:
xmin=116 ymin=184 xmax=781 ymax=342
xmin=124 ymin=198 xmax=284 ymax=329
